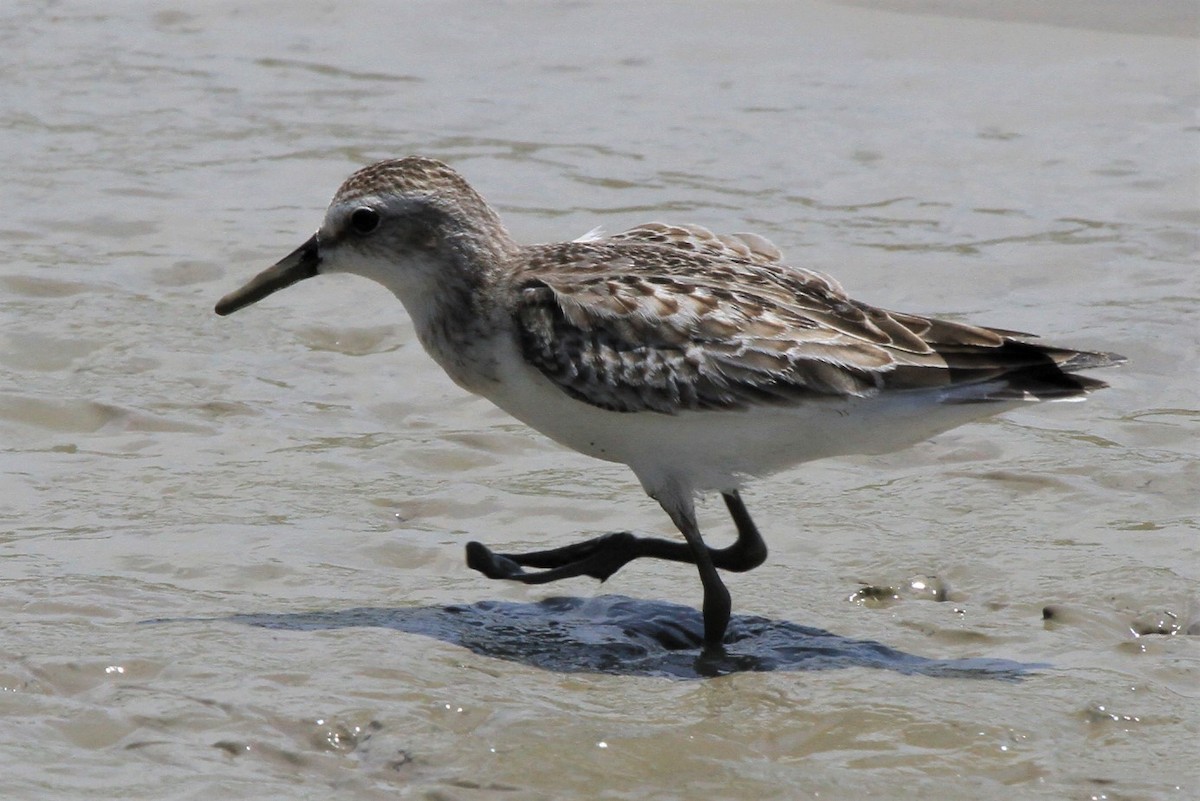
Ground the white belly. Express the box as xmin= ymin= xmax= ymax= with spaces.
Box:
xmin=475 ymin=343 xmax=1019 ymax=497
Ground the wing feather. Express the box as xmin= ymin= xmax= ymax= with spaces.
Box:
xmin=511 ymin=233 xmax=1119 ymax=414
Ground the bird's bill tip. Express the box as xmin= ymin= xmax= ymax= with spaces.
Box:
xmin=214 ymin=233 xmax=322 ymax=316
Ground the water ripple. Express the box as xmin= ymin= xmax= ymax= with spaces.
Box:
xmin=202 ymin=595 xmax=1044 ymax=680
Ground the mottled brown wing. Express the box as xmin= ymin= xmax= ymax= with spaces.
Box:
xmin=512 ymin=238 xmax=1121 ymax=414
xmin=512 ymin=241 xmax=906 ymax=413
xmin=604 ymin=222 xmax=786 ymax=264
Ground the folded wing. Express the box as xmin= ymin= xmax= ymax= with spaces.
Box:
xmin=513 ymin=225 xmax=1122 ymax=414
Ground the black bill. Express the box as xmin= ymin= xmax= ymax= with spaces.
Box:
xmin=214 ymin=233 xmax=321 ymax=316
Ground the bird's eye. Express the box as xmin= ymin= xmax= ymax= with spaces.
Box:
xmin=349 ymin=207 xmax=380 ymax=235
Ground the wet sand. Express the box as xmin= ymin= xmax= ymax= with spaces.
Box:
xmin=1 ymin=1 xmax=1197 ymax=798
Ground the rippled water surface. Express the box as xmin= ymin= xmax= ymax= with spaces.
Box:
xmin=3 ymin=1 xmax=1197 ymax=798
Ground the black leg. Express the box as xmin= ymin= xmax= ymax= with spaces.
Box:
xmin=465 ymin=533 xmax=648 ymax=584
xmin=465 ymin=490 xmax=766 ymax=582
xmin=464 ymin=490 xmax=765 ymax=647
xmin=661 ymin=495 xmax=731 ymax=649
xmin=716 ymin=490 xmax=768 ymax=572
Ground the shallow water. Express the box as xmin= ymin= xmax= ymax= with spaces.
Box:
xmin=2 ymin=1 xmax=1198 ymax=798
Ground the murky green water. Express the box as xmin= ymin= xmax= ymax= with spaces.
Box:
xmin=2 ymin=1 xmax=1197 ymax=798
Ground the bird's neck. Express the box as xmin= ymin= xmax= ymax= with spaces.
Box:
xmin=395 ymin=244 xmax=511 ymax=392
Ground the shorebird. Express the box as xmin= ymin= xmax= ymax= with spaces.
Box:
xmin=215 ymin=156 xmax=1122 ymax=649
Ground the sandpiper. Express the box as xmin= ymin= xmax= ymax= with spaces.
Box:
xmin=215 ymin=156 xmax=1122 ymax=649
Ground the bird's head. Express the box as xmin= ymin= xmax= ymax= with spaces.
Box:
xmin=215 ymin=156 xmax=514 ymax=316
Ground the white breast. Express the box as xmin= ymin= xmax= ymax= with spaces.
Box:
xmin=473 ymin=339 xmax=1020 ymax=498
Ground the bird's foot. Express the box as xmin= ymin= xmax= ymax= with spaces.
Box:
xmin=464 ymin=532 xmax=642 ymax=585
xmin=465 ymin=541 xmax=526 ymax=579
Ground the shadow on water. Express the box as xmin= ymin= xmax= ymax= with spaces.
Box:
xmin=184 ymin=595 xmax=1044 ymax=680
